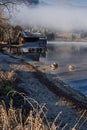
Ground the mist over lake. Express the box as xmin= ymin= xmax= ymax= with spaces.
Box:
xmin=40 ymin=41 xmax=87 ymax=96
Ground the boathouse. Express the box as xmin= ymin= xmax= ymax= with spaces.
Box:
xmin=17 ymin=31 xmax=47 ymax=53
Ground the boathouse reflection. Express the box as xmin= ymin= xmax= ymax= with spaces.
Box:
xmin=24 ymin=51 xmax=46 ymax=61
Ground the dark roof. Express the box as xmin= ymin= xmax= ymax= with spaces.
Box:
xmin=19 ymin=31 xmax=42 ymax=38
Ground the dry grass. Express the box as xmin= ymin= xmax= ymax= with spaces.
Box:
xmin=0 ymin=70 xmax=87 ymax=130
xmin=0 ymin=91 xmax=86 ymax=130
xmin=0 ymin=95 xmax=61 ymax=130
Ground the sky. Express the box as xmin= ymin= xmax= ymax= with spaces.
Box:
xmin=66 ymin=0 xmax=87 ymax=6
xmin=40 ymin=0 xmax=87 ymax=6
xmin=10 ymin=0 xmax=87 ymax=32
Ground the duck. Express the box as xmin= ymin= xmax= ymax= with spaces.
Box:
xmin=68 ymin=65 xmax=75 ymax=71
xmin=50 ymin=62 xmax=58 ymax=70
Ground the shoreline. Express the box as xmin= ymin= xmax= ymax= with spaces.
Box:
xmin=0 ymin=52 xmax=87 ymax=129
xmin=24 ymin=61 xmax=87 ymax=110
xmin=1 ymin=51 xmax=87 ymax=109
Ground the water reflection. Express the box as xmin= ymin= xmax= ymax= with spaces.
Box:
xmin=41 ymin=42 xmax=87 ymax=65
xmin=24 ymin=51 xmax=46 ymax=61
xmin=40 ymin=42 xmax=87 ymax=96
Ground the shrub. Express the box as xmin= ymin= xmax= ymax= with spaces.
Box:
xmin=0 ymin=70 xmax=16 ymax=96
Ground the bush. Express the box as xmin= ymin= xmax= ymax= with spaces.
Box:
xmin=0 ymin=70 xmax=16 ymax=96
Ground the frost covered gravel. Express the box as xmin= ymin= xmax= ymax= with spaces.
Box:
xmin=0 ymin=52 xmax=87 ymax=130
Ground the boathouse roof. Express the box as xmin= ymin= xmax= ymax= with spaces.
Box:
xmin=18 ymin=31 xmax=42 ymax=38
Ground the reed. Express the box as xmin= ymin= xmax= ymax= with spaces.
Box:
xmin=0 ymin=70 xmax=87 ymax=130
xmin=0 ymin=91 xmax=86 ymax=130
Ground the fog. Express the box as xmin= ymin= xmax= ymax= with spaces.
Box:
xmin=10 ymin=2 xmax=87 ymax=31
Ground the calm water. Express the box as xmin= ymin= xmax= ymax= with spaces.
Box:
xmin=40 ymin=41 xmax=87 ymax=96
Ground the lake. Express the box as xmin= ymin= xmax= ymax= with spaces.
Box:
xmin=40 ymin=41 xmax=87 ymax=96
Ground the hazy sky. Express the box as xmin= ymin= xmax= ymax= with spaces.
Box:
xmin=10 ymin=0 xmax=87 ymax=31
xmin=65 ymin=0 xmax=87 ymax=6
xmin=40 ymin=0 xmax=87 ymax=6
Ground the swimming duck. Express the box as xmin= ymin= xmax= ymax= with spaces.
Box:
xmin=68 ymin=65 xmax=75 ymax=71
xmin=50 ymin=62 xmax=58 ymax=70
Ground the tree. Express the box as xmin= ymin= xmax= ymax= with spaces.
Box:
xmin=72 ymin=34 xmax=76 ymax=41
xmin=0 ymin=1 xmax=16 ymax=42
